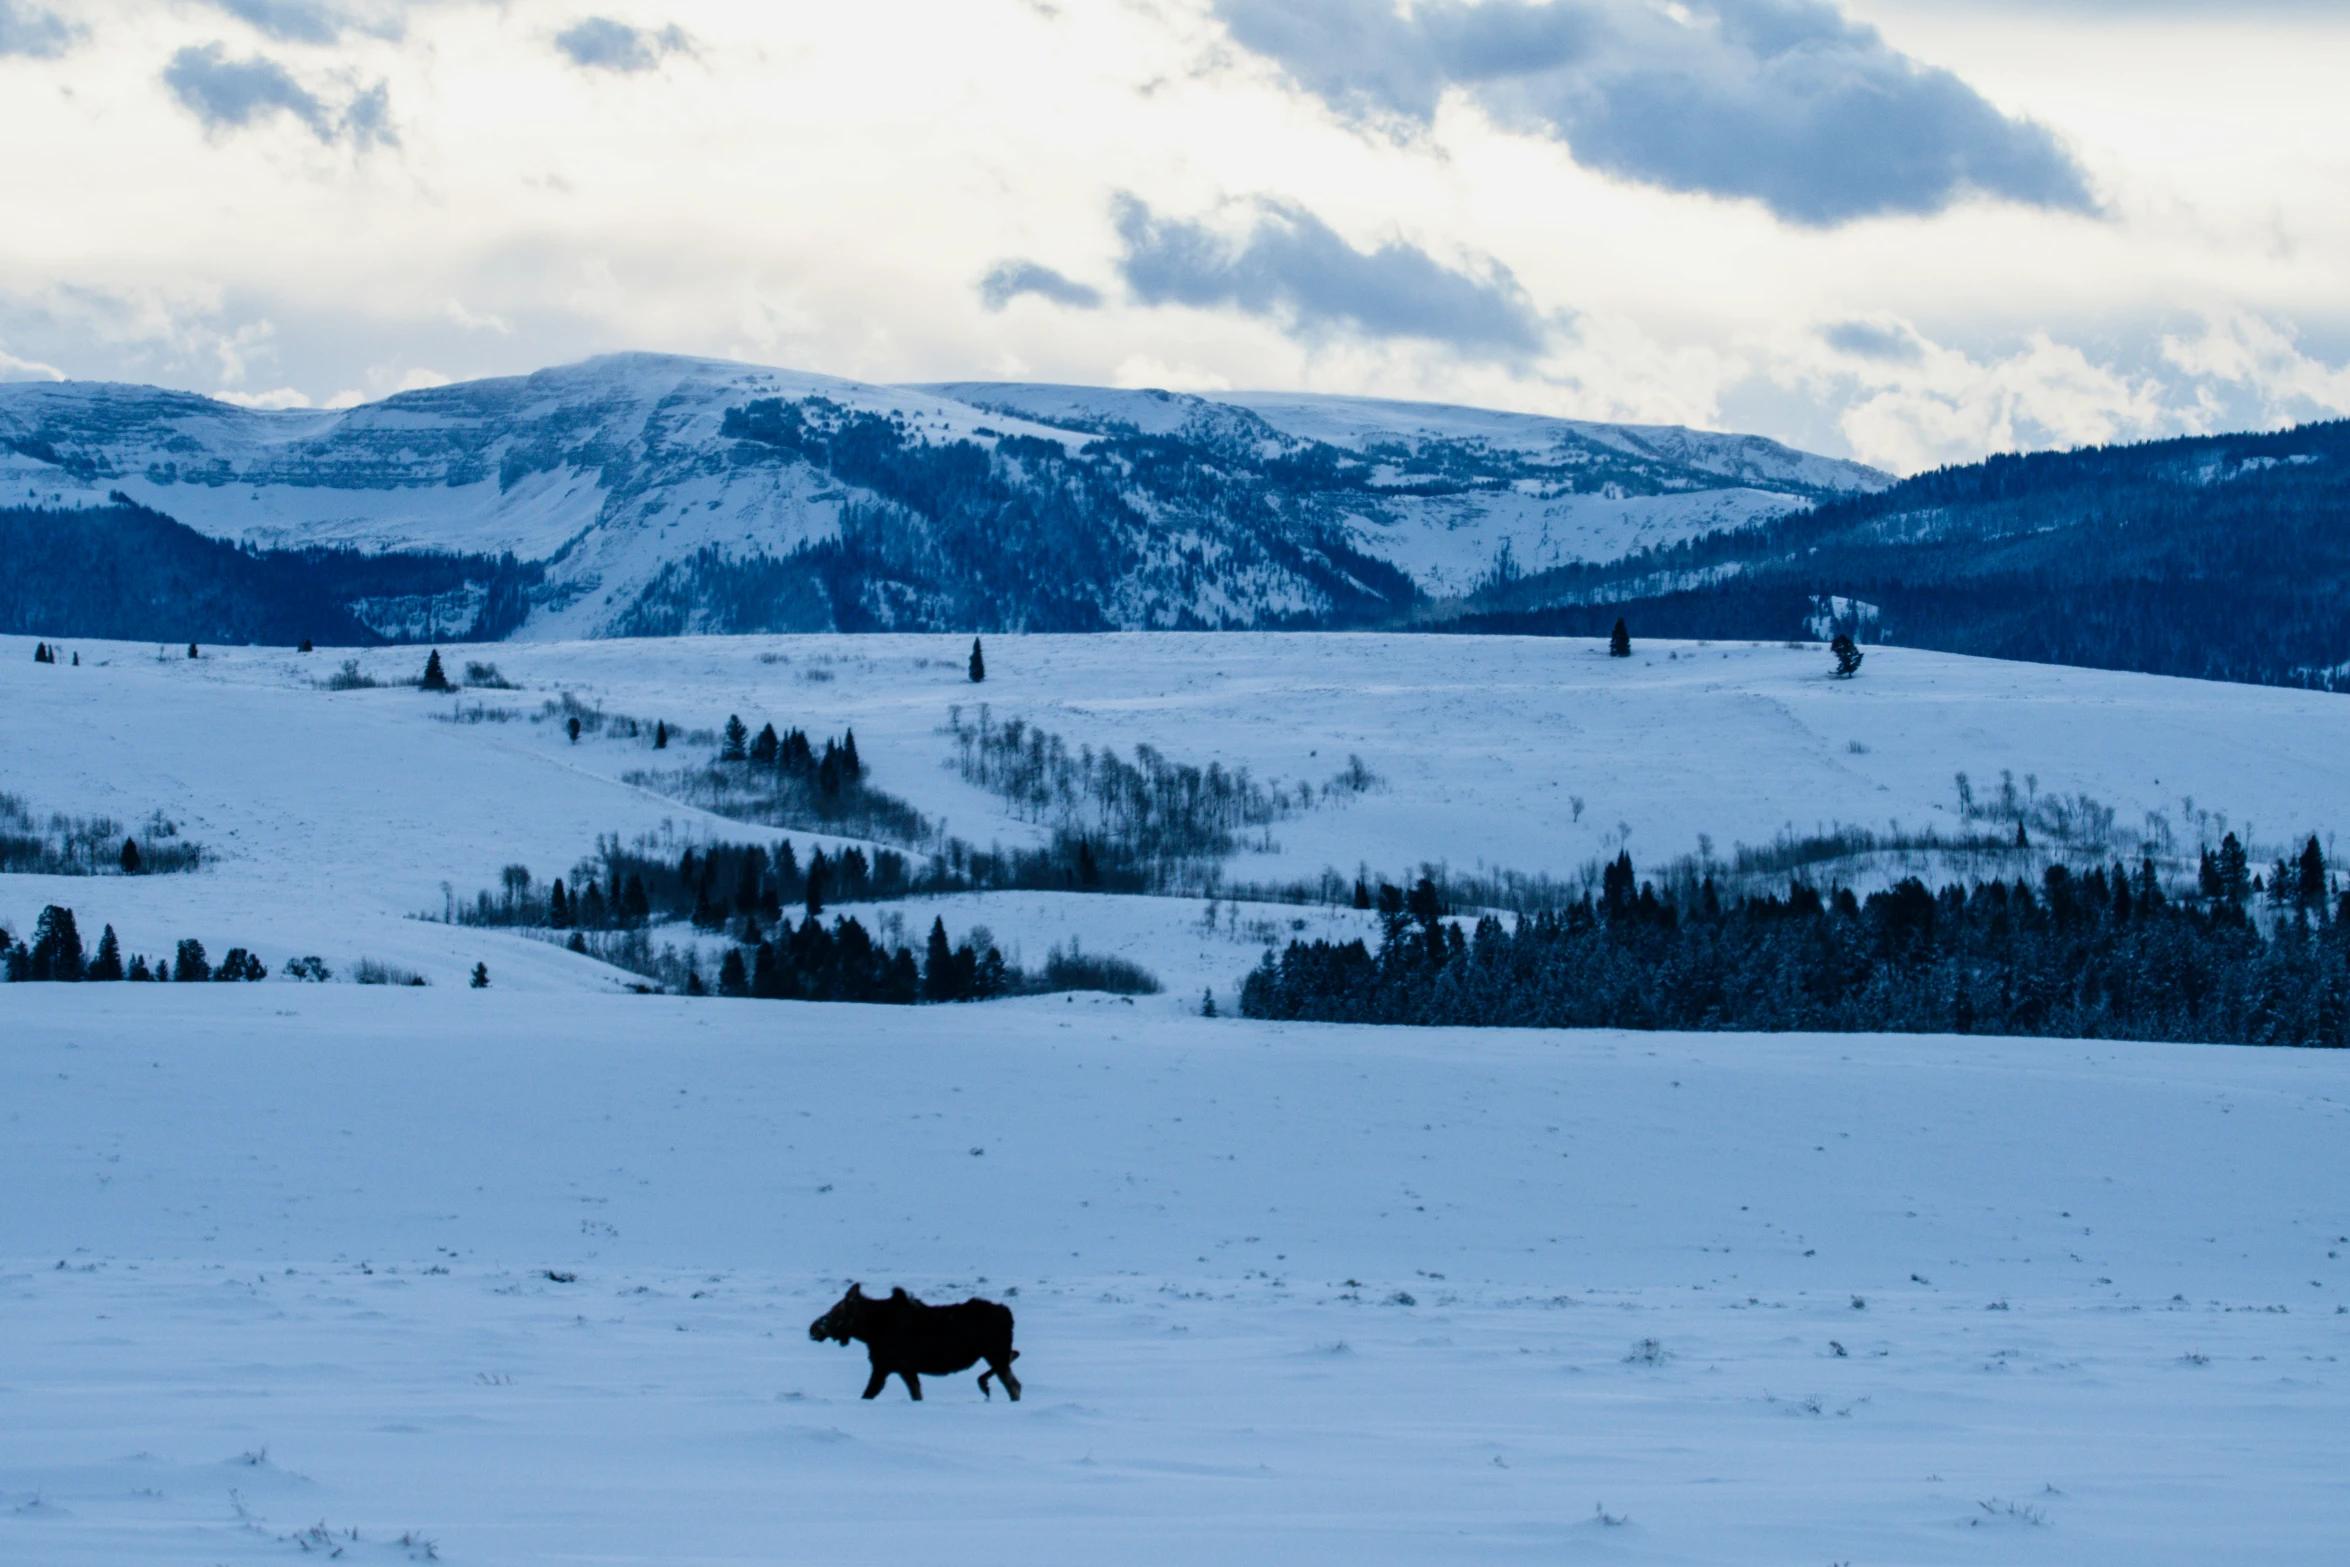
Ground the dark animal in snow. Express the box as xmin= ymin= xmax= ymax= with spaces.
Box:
xmin=808 ymin=1282 xmax=1021 ymax=1401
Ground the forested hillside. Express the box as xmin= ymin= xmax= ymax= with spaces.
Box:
xmin=0 ymin=500 xmax=539 ymax=646
xmin=1449 ymin=420 xmax=2350 ymax=689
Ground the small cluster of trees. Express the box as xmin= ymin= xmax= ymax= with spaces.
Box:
xmin=0 ymin=907 xmax=269 ymax=983
xmin=0 ymin=793 xmax=201 ymax=876
xmin=945 ymin=706 xmax=1377 ymax=891
xmin=670 ymin=914 xmax=1009 ymax=1005
xmin=32 ymin=641 xmax=74 ymax=664
xmin=452 ymin=837 xmax=921 ymax=931
xmin=1244 ymin=842 xmax=2350 ymax=1047
xmin=645 ymin=714 xmax=930 ymax=842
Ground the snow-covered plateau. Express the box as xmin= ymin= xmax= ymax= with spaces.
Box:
xmin=3 ymin=629 xmax=2347 ymax=1563
xmin=0 ymin=355 xmax=1887 ymax=637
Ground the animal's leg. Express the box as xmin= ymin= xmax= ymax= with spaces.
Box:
xmin=899 ymin=1370 xmax=923 ymax=1401
xmin=978 ymin=1368 xmax=995 ymax=1399
xmin=993 ymin=1358 xmax=1022 ymax=1401
xmin=861 ymin=1366 xmax=889 ymax=1400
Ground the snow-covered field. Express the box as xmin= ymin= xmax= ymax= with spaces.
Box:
xmin=6 ymin=631 xmax=2349 ymax=1562
xmin=3 ymin=987 xmax=2345 ymax=1564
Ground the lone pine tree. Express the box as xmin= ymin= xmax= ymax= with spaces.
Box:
xmin=1609 ymin=619 xmax=1631 ymax=657
xmin=420 ymin=649 xmax=451 ymax=691
xmin=968 ymin=637 xmax=986 ymax=682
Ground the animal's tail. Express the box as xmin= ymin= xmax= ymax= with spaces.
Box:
xmin=1010 ymin=1349 xmax=1021 ymax=1360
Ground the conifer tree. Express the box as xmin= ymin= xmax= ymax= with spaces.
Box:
xmin=421 ymin=649 xmax=451 ymax=691
xmin=968 ymin=637 xmax=986 ymax=682
xmin=1201 ymin=988 xmax=1217 ymax=1018
xmin=924 ymin=917 xmax=955 ymax=1001
xmin=718 ymin=947 xmax=748 ymax=997
xmin=187 ymin=642 xmax=199 ymax=659
xmin=1077 ymin=837 xmax=1100 ymax=888
xmin=568 ymin=931 xmax=589 ymax=954
xmin=30 ymin=905 xmax=84 ymax=981
xmin=470 ymin=962 xmax=490 ymax=988
xmin=298 ymin=638 xmax=314 ymax=653
xmin=654 ymin=719 xmax=669 ymax=750
xmin=126 ymin=954 xmax=152 ymax=981
xmin=550 ymin=878 xmax=570 ymax=927
xmin=1353 ymin=876 xmax=1371 ymax=910
xmin=622 ymin=873 xmax=650 ymax=925
xmin=89 ymin=925 xmax=123 ymax=981
xmin=2216 ymin=832 xmax=2250 ymax=905
xmin=804 ymin=849 xmax=827 ymax=917
xmin=722 ymin=714 xmax=749 ymax=761
xmin=1830 ymin=633 xmax=1864 ymax=678
xmin=2298 ymin=835 xmax=2326 ymax=908
xmin=1609 ymin=619 xmax=1631 ymax=657
xmin=33 ymin=642 xmax=47 ymax=663
xmin=173 ymin=938 xmax=209 ymax=983
xmin=751 ymin=722 xmax=779 ymax=765
xmin=567 ymin=716 xmax=582 ymax=744
xmin=842 ymin=729 xmax=861 ymax=778
xmin=120 ymin=837 xmax=141 ymax=874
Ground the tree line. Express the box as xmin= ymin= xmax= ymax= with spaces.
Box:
xmin=1242 ymin=843 xmax=2350 ymax=1047
xmin=1 ymin=905 xmax=272 ymax=983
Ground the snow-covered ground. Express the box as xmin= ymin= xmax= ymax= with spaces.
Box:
xmin=6 ymin=632 xmax=2348 ymax=1561
xmin=2 ymin=987 xmax=2345 ymax=1564
xmin=5 ymin=630 xmax=2344 ymax=1004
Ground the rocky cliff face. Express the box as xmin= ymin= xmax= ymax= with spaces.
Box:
xmin=0 ymin=354 xmax=1884 ymax=640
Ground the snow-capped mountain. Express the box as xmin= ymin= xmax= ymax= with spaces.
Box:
xmin=0 ymin=354 xmax=1886 ymax=642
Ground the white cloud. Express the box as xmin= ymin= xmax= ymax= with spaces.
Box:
xmin=212 ymin=385 xmax=313 ymax=408
xmin=0 ymin=345 xmax=67 ymax=381
xmin=0 ymin=0 xmax=2335 ymax=470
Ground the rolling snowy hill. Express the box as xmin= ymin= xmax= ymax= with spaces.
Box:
xmin=0 ymin=356 xmax=1884 ymax=642
xmin=4 ymin=629 xmax=2344 ymax=1003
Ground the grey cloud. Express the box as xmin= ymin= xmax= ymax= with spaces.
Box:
xmin=204 ymin=0 xmax=401 ymax=45
xmin=1822 ymin=320 xmax=1923 ymax=362
xmin=0 ymin=0 xmax=77 ymax=57
xmin=979 ymin=260 xmax=1105 ymax=312
xmin=163 ymin=43 xmax=397 ymax=148
xmin=1216 ymin=0 xmax=2095 ymax=226
xmin=554 ymin=17 xmax=690 ymax=72
xmin=1113 ymin=194 xmax=1549 ymax=356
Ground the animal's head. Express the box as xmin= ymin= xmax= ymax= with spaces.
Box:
xmin=809 ymin=1282 xmax=868 ymax=1344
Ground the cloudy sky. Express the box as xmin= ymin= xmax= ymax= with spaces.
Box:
xmin=2 ymin=0 xmax=2346 ymax=471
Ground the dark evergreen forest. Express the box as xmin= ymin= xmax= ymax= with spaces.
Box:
xmin=1242 ymin=848 xmax=2350 ymax=1048
xmin=0 ymin=499 xmax=540 ymax=646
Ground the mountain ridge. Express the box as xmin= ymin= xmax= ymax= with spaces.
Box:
xmin=0 ymin=353 xmax=1883 ymax=641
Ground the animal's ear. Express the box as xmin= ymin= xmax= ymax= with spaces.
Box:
xmin=846 ymin=1282 xmax=863 ymax=1297
xmin=891 ymin=1286 xmax=908 ymax=1300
